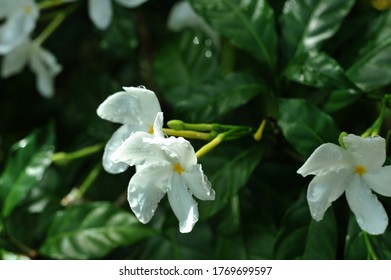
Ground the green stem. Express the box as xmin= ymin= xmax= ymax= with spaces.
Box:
xmin=52 ymin=143 xmax=104 ymax=165
xmin=34 ymin=11 xmax=67 ymax=46
xmin=167 ymin=120 xmax=214 ymax=132
xmin=163 ymin=128 xmax=211 ymax=140
xmin=38 ymin=0 xmax=71 ymax=10
xmin=362 ymin=231 xmax=379 ymax=260
xmin=361 ymin=95 xmax=388 ymax=137
xmin=8 ymin=235 xmax=37 ymax=258
xmin=253 ymin=119 xmax=266 ymax=141
xmin=78 ymin=164 xmax=101 ymax=198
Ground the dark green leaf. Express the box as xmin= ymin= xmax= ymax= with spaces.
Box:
xmin=0 ymin=124 xmax=55 ymax=217
xmin=277 ymin=98 xmax=339 ymax=157
xmin=280 ymin=0 xmax=355 ymax=61
xmin=274 ymin=192 xmax=337 ymax=259
xmin=177 ymin=73 xmax=265 ymax=122
xmin=190 ymin=0 xmax=278 ymax=73
xmin=322 ymin=89 xmax=362 ymax=113
xmin=200 ymin=144 xmax=264 ymax=219
xmin=285 ymin=51 xmax=356 ymax=89
xmin=346 ymin=9 xmax=391 ymax=91
xmin=40 ymin=202 xmax=157 ymax=259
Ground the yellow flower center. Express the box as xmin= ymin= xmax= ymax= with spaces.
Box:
xmin=173 ymin=163 xmax=185 ymax=174
xmin=354 ymin=165 xmax=366 ymax=176
xmin=25 ymin=5 xmax=32 ymax=14
xmin=149 ymin=125 xmax=154 ymax=135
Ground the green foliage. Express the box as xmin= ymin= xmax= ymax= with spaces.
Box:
xmin=1 ymin=0 xmax=391 ymax=260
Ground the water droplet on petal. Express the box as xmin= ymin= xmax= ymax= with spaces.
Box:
xmin=137 ymin=85 xmax=146 ymax=89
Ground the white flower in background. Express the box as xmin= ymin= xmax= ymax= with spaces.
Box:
xmin=1 ymin=38 xmax=62 ymax=98
xmin=167 ymin=1 xmax=220 ymax=48
xmin=0 ymin=0 xmax=39 ymax=54
xmin=297 ymin=134 xmax=391 ymax=235
xmin=96 ymin=86 xmax=161 ymax=174
xmin=112 ymin=112 xmax=215 ymax=233
xmin=64 ymin=0 xmax=149 ymax=30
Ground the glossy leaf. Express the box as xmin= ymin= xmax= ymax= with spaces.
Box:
xmin=190 ymin=0 xmax=278 ymax=73
xmin=274 ymin=192 xmax=337 ymax=259
xmin=285 ymin=51 xmax=356 ymax=89
xmin=200 ymin=144 xmax=264 ymax=219
xmin=280 ymin=0 xmax=355 ymax=60
xmin=177 ymin=72 xmax=265 ymax=122
xmin=277 ymin=98 xmax=339 ymax=157
xmin=322 ymin=89 xmax=362 ymax=113
xmin=346 ymin=9 xmax=391 ymax=91
xmin=0 ymin=124 xmax=55 ymax=218
xmin=40 ymin=202 xmax=157 ymax=259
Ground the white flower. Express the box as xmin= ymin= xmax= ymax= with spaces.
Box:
xmin=112 ymin=112 xmax=215 ymax=233
xmin=297 ymin=134 xmax=391 ymax=235
xmin=96 ymin=86 xmax=161 ymax=174
xmin=0 ymin=0 xmax=39 ymax=54
xmin=167 ymin=1 xmax=220 ymax=48
xmin=1 ymin=38 xmax=62 ymax=98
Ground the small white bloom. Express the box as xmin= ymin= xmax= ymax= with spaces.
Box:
xmin=112 ymin=113 xmax=215 ymax=233
xmin=97 ymin=86 xmax=162 ymax=174
xmin=87 ymin=0 xmax=149 ymax=30
xmin=0 ymin=0 xmax=39 ymax=54
xmin=167 ymin=1 xmax=220 ymax=48
xmin=297 ymin=134 xmax=391 ymax=235
xmin=1 ymin=38 xmax=62 ymax=98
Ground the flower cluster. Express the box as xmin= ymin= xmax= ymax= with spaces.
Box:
xmin=0 ymin=0 xmax=61 ymax=98
xmin=97 ymin=86 xmax=215 ymax=233
xmin=298 ymin=133 xmax=391 ymax=235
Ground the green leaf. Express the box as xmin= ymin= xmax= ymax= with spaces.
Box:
xmin=154 ymin=31 xmax=219 ymax=109
xmin=280 ymin=0 xmax=355 ymax=61
xmin=277 ymin=98 xmax=339 ymax=157
xmin=0 ymin=124 xmax=55 ymax=218
xmin=200 ymin=144 xmax=264 ymax=219
xmin=177 ymin=73 xmax=265 ymax=122
xmin=346 ymin=9 xmax=391 ymax=91
xmin=285 ymin=51 xmax=356 ymax=89
xmin=322 ymin=89 xmax=362 ymax=113
xmin=40 ymin=202 xmax=157 ymax=259
xmin=190 ymin=0 xmax=278 ymax=73
xmin=274 ymin=192 xmax=337 ymax=259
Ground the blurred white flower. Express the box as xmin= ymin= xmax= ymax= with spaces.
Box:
xmin=0 ymin=0 xmax=39 ymax=54
xmin=167 ymin=1 xmax=220 ymax=48
xmin=1 ymin=38 xmax=62 ymax=98
xmin=85 ymin=0 xmax=149 ymax=30
xmin=297 ymin=134 xmax=391 ymax=235
xmin=112 ymin=112 xmax=215 ymax=233
xmin=96 ymin=86 xmax=162 ymax=174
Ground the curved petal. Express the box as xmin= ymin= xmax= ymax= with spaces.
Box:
xmin=114 ymin=0 xmax=148 ymax=8
xmin=159 ymin=137 xmax=197 ymax=170
xmin=364 ymin=165 xmax=391 ymax=197
xmin=88 ymin=0 xmax=113 ymax=30
xmin=297 ymin=143 xmax=352 ymax=177
xmin=182 ymin=164 xmax=215 ymax=201
xmin=1 ymin=39 xmax=30 ymax=77
xmin=152 ymin=112 xmax=164 ymax=138
xmin=111 ymin=131 xmax=164 ymax=166
xmin=102 ymin=124 xmax=141 ymax=174
xmin=167 ymin=174 xmax=198 ymax=233
xmin=343 ymin=134 xmax=386 ymax=171
xmin=307 ymin=169 xmax=351 ymax=221
xmin=128 ymin=164 xmax=170 ymax=224
xmin=29 ymin=44 xmax=62 ymax=98
xmin=346 ymin=175 xmax=388 ymax=235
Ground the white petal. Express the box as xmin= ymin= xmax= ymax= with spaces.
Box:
xmin=127 ymin=164 xmax=170 ymax=224
xmin=182 ymin=164 xmax=215 ymax=201
xmin=102 ymin=124 xmax=140 ymax=174
xmin=307 ymin=169 xmax=351 ymax=221
xmin=111 ymin=131 xmax=163 ymax=166
xmin=114 ymin=0 xmax=148 ymax=8
xmin=343 ymin=134 xmax=386 ymax=172
xmin=1 ymin=39 xmax=30 ymax=77
xmin=152 ymin=112 xmax=164 ymax=138
xmin=364 ymin=165 xmax=391 ymax=197
xmin=97 ymin=87 xmax=160 ymax=127
xmin=29 ymin=44 xmax=62 ymax=98
xmin=88 ymin=0 xmax=113 ymax=30
xmin=158 ymin=137 xmax=197 ymax=170
xmin=167 ymin=1 xmax=204 ymax=31
xmin=297 ymin=143 xmax=352 ymax=177
xmin=346 ymin=175 xmax=388 ymax=235
xmin=0 ymin=1 xmax=39 ymax=54
xmin=167 ymin=174 xmax=198 ymax=233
